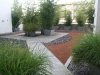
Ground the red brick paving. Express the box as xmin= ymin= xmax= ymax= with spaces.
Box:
xmin=46 ymin=31 xmax=85 ymax=64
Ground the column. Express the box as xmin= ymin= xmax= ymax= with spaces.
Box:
xmin=93 ymin=0 xmax=100 ymax=33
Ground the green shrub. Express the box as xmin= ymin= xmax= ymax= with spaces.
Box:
xmin=54 ymin=5 xmax=60 ymax=26
xmin=0 ymin=42 xmax=52 ymax=75
xmin=23 ymin=22 xmax=38 ymax=32
xmin=72 ymin=33 xmax=100 ymax=68
xmin=65 ymin=10 xmax=72 ymax=26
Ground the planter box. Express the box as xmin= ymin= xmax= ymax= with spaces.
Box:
xmin=52 ymin=26 xmax=59 ymax=30
xmin=77 ymin=26 xmax=85 ymax=31
xmin=71 ymin=25 xmax=78 ymax=31
xmin=25 ymin=31 xmax=35 ymax=37
xmin=44 ymin=29 xmax=55 ymax=36
xmin=29 ymin=32 xmax=35 ymax=37
xmin=64 ymin=26 xmax=71 ymax=31
xmin=13 ymin=28 xmax=20 ymax=32
xmin=25 ymin=32 xmax=29 ymax=36
xmin=59 ymin=24 xmax=64 ymax=30
xmin=41 ymin=29 xmax=44 ymax=35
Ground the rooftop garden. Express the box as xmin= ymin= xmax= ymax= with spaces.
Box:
xmin=0 ymin=0 xmax=98 ymax=74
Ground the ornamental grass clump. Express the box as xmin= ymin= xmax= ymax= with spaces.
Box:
xmin=72 ymin=33 xmax=100 ymax=68
xmin=0 ymin=41 xmax=52 ymax=75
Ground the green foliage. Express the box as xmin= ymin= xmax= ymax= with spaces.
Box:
xmin=23 ymin=1 xmax=40 ymax=32
xmin=65 ymin=10 xmax=72 ymax=26
xmin=86 ymin=5 xmax=94 ymax=24
xmin=40 ymin=0 xmax=56 ymax=29
xmin=54 ymin=5 xmax=60 ymax=26
xmin=23 ymin=23 xmax=38 ymax=32
xmin=88 ymin=24 xmax=93 ymax=32
xmin=72 ymin=33 xmax=100 ymax=68
xmin=12 ymin=0 xmax=22 ymax=28
xmin=76 ymin=9 xmax=86 ymax=26
xmin=0 ymin=42 xmax=52 ymax=75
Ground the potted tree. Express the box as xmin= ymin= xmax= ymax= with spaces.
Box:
xmin=23 ymin=22 xmax=38 ymax=37
xmin=40 ymin=0 xmax=56 ymax=36
xmin=86 ymin=5 xmax=94 ymax=31
xmin=52 ymin=5 xmax=60 ymax=30
xmin=12 ymin=0 xmax=22 ymax=32
xmin=23 ymin=1 xmax=39 ymax=37
xmin=76 ymin=5 xmax=86 ymax=31
xmin=64 ymin=10 xmax=72 ymax=31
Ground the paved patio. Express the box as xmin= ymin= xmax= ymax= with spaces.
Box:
xmin=0 ymin=32 xmax=72 ymax=75
xmin=0 ymin=32 xmax=68 ymax=42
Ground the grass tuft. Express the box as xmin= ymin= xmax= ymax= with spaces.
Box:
xmin=0 ymin=41 xmax=52 ymax=75
xmin=72 ymin=33 xmax=100 ymax=68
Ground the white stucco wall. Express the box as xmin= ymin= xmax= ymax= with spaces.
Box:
xmin=0 ymin=0 xmax=12 ymax=34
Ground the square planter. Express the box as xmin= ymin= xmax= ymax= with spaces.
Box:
xmin=77 ymin=26 xmax=85 ymax=31
xmin=13 ymin=28 xmax=20 ymax=32
xmin=64 ymin=26 xmax=71 ymax=31
xmin=71 ymin=25 xmax=78 ymax=31
xmin=43 ymin=29 xmax=55 ymax=36
xmin=59 ymin=24 xmax=64 ymax=30
xmin=25 ymin=32 xmax=35 ymax=37
xmin=25 ymin=32 xmax=29 ymax=36
xmin=52 ymin=26 xmax=59 ymax=30
xmin=28 ymin=32 xmax=35 ymax=37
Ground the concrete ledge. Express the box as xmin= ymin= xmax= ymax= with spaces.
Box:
xmin=65 ymin=56 xmax=72 ymax=68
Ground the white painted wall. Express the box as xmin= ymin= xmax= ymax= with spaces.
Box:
xmin=93 ymin=0 xmax=100 ymax=33
xmin=0 ymin=0 xmax=12 ymax=34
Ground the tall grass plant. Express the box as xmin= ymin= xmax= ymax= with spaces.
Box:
xmin=0 ymin=41 xmax=52 ymax=75
xmin=72 ymin=33 xmax=100 ymax=68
